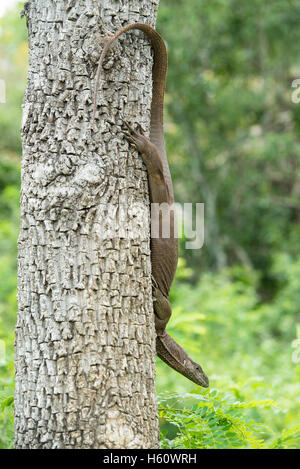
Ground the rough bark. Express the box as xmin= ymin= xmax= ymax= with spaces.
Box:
xmin=15 ymin=0 xmax=160 ymax=449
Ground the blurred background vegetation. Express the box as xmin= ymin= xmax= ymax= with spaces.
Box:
xmin=1 ymin=0 xmax=300 ymax=448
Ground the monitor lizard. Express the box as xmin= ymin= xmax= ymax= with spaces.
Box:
xmin=92 ymin=22 xmax=209 ymax=387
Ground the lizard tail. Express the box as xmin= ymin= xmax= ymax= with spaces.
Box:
xmin=92 ymin=23 xmax=171 ymax=191
xmin=156 ymin=331 xmax=209 ymax=388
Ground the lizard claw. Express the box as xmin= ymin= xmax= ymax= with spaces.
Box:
xmin=137 ymin=123 xmax=144 ymax=134
xmin=122 ymin=119 xmax=148 ymax=153
xmin=123 ymin=120 xmax=144 ymax=136
xmin=122 ymin=131 xmax=136 ymax=144
xmin=122 ymin=120 xmax=140 ymax=147
xmin=123 ymin=120 xmax=138 ymax=135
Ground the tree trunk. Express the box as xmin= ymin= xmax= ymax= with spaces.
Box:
xmin=15 ymin=0 xmax=160 ymax=449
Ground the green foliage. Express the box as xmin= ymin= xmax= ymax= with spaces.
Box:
xmin=270 ymin=425 xmax=300 ymax=450
xmin=0 ymin=2 xmax=28 ymax=154
xmin=158 ymin=0 xmax=300 ymax=283
xmin=159 ymin=390 xmax=274 ymax=449
xmin=159 ymin=390 xmax=300 ymax=449
xmin=156 ymin=257 xmax=300 ymax=447
xmin=0 ymin=158 xmax=19 ymax=340
xmin=154 ymin=0 xmax=300 ymax=449
xmin=0 ymin=358 xmax=14 ymax=449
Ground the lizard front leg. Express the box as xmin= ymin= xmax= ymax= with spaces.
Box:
xmin=123 ymin=121 xmax=171 ymax=205
xmin=123 ymin=121 xmax=209 ymax=387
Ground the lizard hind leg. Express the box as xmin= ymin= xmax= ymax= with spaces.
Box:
xmin=153 ymin=285 xmax=172 ymax=336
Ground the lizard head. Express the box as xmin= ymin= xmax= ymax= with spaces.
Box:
xmin=185 ymin=359 xmax=209 ymax=388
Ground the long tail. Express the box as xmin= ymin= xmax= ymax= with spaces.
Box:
xmin=92 ymin=22 xmax=166 ymax=144
xmin=92 ymin=22 xmax=173 ymax=192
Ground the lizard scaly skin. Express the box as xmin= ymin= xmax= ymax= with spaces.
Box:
xmin=93 ymin=23 xmax=209 ymax=387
